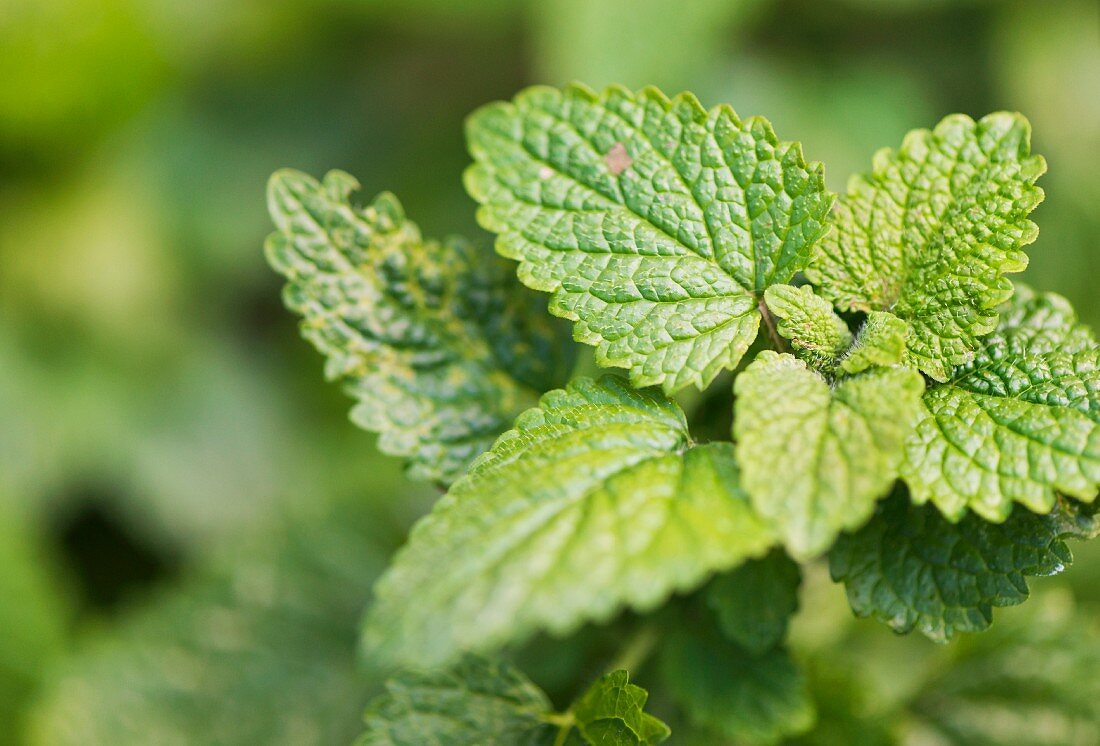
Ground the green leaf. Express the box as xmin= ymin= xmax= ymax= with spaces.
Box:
xmin=364 ymin=375 xmax=775 ymax=668
xmin=705 ymin=549 xmax=801 ymax=654
xmin=763 ymin=284 xmax=852 ymax=371
xmin=902 ymin=287 xmax=1099 ymax=521
xmin=734 ymin=351 xmax=925 ymax=558
xmin=571 ymin=670 xmax=670 ymax=745
xmin=839 ymin=311 xmax=909 ymax=375
xmin=829 ymin=487 xmax=1078 ymax=643
xmin=905 ymin=590 xmax=1100 ymax=745
xmin=266 ymin=169 xmax=572 ymax=484
xmin=806 ymin=112 xmax=1046 ymax=381
xmin=465 ymin=84 xmax=833 ymax=394
xmin=359 ymin=656 xmax=555 ymax=745
xmin=660 ymin=621 xmax=814 ymax=744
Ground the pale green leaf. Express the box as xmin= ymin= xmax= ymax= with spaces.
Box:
xmin=705 ymin=549 xmax=801 ymax=654
xmin=364 ymin=375 xmax=775 ymax=668
xmin=902 ymin=287 xmax=1099 ymax=521
xmin=465 ymin=84 xmax=833 ymax=393
xmin=829 ymin=487 xmax=1079 ymax=643
xmin=266 ymin=169 xmax=572 ymax=484
xmin=660 ymin=621 xmax=814 ymax=744
xmin=763 ymin=284 xmax=851 ymax=371
xmin=840 ymin=311 xmax=909 ymax=375
xmin=734 ymin=351 xmax=925 ymax=558
xmin=571 ymin=670 xmax=670 ymax=745
xmin=806 ymin=112 xmax=1046 ymax=381
xmin=359 ymin=656 xmax=555 ymax=745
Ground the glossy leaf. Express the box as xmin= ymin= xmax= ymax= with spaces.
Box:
xmin=267 ymin=169 xmax=572 ymax=484
xmin=466 ymin=84 xmax=833 ymax=393
xmin=364 ymin=376 xmax=775 ymax=668
xmin=735 ymin=351 xmax=925 ymax=558
xmin=902 ymin=287 xmax=1099 ymax=521
xmin=807 ymin=112 xmax=1046 ymax=381
xmin=829 ymin=488 xmax=1081 ymax=642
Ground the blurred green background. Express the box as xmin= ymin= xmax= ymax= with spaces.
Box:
xmin=1 ymin=0 xmax=1097 ymax=743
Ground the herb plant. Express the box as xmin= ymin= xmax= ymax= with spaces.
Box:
xmin=265 ymin=84 xmax=1099 ymax=744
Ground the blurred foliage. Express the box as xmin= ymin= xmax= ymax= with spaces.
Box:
xmin=0 ymin=0 xmax=1097 ymax=742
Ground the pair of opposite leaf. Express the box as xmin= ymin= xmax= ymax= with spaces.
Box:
xmin=266 ymin=84 xmax=1099 ymax=671
xmin=360 ymin=659 xmax=669 ymax=745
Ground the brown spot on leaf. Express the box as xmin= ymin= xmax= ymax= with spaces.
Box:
xmin=605 ymin=142 xmax=632 ymax=176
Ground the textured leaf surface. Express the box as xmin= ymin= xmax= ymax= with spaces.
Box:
xmin=267 ymin=169 xmax=571 ymax=484
xmin=735 ymin=351 xmax=925 ymax=558
xmin=806 ymin=112 xmax=1045 ymax=380
xmin=902 ymin=287 xmax=1099 ymax=521
xmin=359 ymin=657 xmax=555 ymax=745
xmin=571 ymin=670 xmax=670 ymax=745
xmin=840 ymin=311 xmax=909 ymax=375
xmin=829 ymin=488 xmax=1078 ymax=642
xmin=763 ymin=284 xmax=851 ymax=371
xmin=465 ymin=84 xmax=833 ymax=393
xmin=364 ymin=376 xmax=775 ymax=668
xmin=661 ymin=622 xmax=814 ymax=744
xmin=706 ymin=549 xmax=801 ymax=654
xmin=906 ymin=591 xmax=1100 ymax=745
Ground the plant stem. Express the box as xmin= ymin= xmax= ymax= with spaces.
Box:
xmin=758 ymin=296 xmax=789 ymax=353
xmin=607 ymin=622 xmax=662 ymax=675
xmin=548 ymin=622 xmax=664 ymax=745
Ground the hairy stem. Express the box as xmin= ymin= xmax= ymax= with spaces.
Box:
xmin=758 ymin=297 xmax=790 ymax=354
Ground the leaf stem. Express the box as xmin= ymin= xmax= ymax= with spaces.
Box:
xmin=547 ymin=622 xmax=663 ymax=745
xmin=758 ymin=296 xmax=790 ymax=354
xmin=607 ymin=622 xmax=662 ymax=675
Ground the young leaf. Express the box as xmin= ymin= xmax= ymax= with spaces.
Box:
xmin=359 ymin=656 xmax=556 ymax=745
xmin=571 ymin=670 xmax=670 ymax=745
xmin=829 ymin=487 xmax=1079 ymax=643
xmin=363 ymin=375 xmax=775 ymax=668
xmin=705 ymin=549 xmax=801 ymax=654
xmin=763 ymin=284 xmax=852 ymax=371
xmin=465 ymin=84 xmax=833 ymax=394
xmin=839 ymin=311 xmax=909 ymax=375
xmin=734 ymin=351 xmax=925 ymax=558
xmin=660 ymin=623 xmax=814 ymax=744
xmin=266 ymin=169 xmax=572 ymax=485
xmin=806 ymin=112 xmax=1046 ymax=381
xmin=902 ymin=287 xmax=1099 ymax=521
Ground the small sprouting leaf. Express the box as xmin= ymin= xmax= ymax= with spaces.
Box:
xmin=660 ymin=621 xmax=814 ymax=744
xmin=465 ymin=84 xmax=834 ymax=394
xmin=763 ymin=284 xmax=852 ymax=371
xmin=806 ymin=112 xmax=1046 ymax=381
xmin=364 ymin=376 xmax=775 ymax=668
xmin=705 ymin=549 xmax=801 ymax=654
xmin=735 ymin=351 xmax=925 ymax=558
xmin=266 ymin=169 xmax=572 ymax=485
xmin=839 ymin=312 xmax=909 ymax=375
xmin=359 ymin=656 xmax=555 ymax=745
xmin=571 ymin=670 xmax=670 ymax=745
xmin=902 ymin=287 xmax=1099 ymax=521
xmin=829 ymin=487 xmax=1079 ymax=643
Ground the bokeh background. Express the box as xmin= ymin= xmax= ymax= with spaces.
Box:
xmin=1 ymin=0 xmax=1098 ymax=743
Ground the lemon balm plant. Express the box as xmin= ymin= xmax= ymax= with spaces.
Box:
xmin=265 ymin=84 xmax=1099 ymax=744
